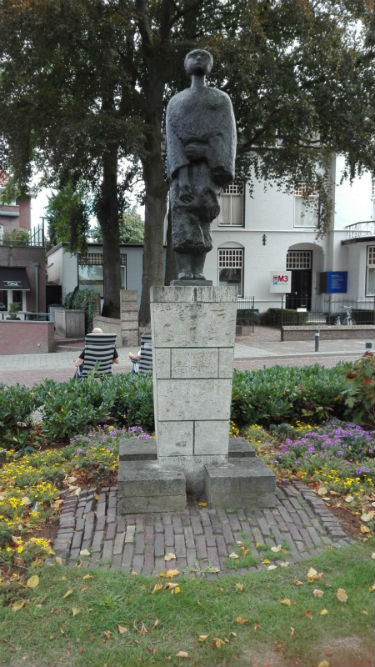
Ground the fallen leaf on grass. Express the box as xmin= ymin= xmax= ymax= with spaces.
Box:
xmin=157 ymin=569 xmax=180 ymax=578
xmin=55 ymin=557 xmax=63 ymax=566
xmin=318 ymin=661 xmax=330 ymax=667
xmin=133 ymin=620 xmax=148 ymax=635
xmin=313 ymin=589 xmax=324 ymax=598
xmin=176 ymin=651 xmax=189 ymax=658
xmin=11 ymin=600 xmax=25 ymax=612
xmin=320 ymin=609 xmax=329 ymax=616
xmin=236 ymin=616 xmax=248 ymax=624
xmin=289 ymin=626 xmax=295 ymax=636
xmin=26 ymin=575 xmax=39 ymax=589
xmin=253 ymin=623 xmax=261 ymax=630
xmin=361 ymin=511 xmax=374 ymax=522
xmin=63 ymin=589 xmax=73 ymax=599
xmin=198 ymin=635 xmax=208 ymax=642
xmin=83 ymin=574 xmax=93 ymax=580
xmin=268 ymin=565 xmax=278 ymax=570
xmin=164 ymin=552 xmax=176 ymax=561
xmin=165 ymin=582 xmax=180 ymax=590
xmin=152 ymin=583 xmax=163 ymax=594
xmin=345 ymin=495 xmax=354 ymax=503
xmin=294 ymin=579 xmax=304 ymax=586
xmin=360 ymin=525 xmax=370 ymax=534
xmin=118 ymin=625 xmax=128 ymax=634
xmin=229 ymin=552 xmax=239 ymax=560
xmin=103 ymin=630 xmax=112 ymax=639
xmin=79 ymin=549 xmax=90 ymax=557
xmin=271 ymin=545 xmax=283 ymax=552
xmin=241 ymin=546 xmax=249 ymax=557
xmin=213 ymin=637 xmax=225 ymax=648
xmin=317 ymin=486 xmax=328 ymax=496
xmin=280 ymin=599 xmax=291 ymax=606
xmin=305 ymin=610 xmax=312 ymax=618
xmin=336 ymin=588 xmax=348 ymax=603
xmin=369 ymin=584 xmax=375 ymax=592
xmin=307 ymin=567 xmax=322 ymax=582
xmin=197 ymin=501 xmax=207 ymax=507
xmin=280 ymin=561 xmax=290 ymax=568
xmin=72 ymin=607 xmax=80 ymax=616
xmin=262 ymin=558 xmax=270 ymax=564
xmin=235 ymin=583 xmax=244 ymax=591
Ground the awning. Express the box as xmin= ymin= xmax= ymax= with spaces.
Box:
xmin=0 ymin=267 xmax=31 ymax=290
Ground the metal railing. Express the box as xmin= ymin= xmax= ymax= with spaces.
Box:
xmin=236 ymin=296 xmax=375 ymax=329
xmin=0 ymin=311 xmax=49 ymax=321
xmin=345 ymin=221 xmax=375 ymax=239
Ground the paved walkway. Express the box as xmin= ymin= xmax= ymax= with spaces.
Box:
xmin=53 ymin=480 xmax=352 ymax=577
xmin=1 ymin=326 xmax=373 ymax=386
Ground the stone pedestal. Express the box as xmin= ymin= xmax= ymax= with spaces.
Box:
xmin=150 ymin=285 xmax=237 ymax=495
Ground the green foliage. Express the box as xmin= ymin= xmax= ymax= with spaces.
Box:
xmin=2 ymin=228 xmax=29 ymax=246
xmin=91 ymin=207 xmax=144 ymax=245
xmin=46 ymin=180 xmax=90 ymax=253
xmin=261 ymin=308 xmax=309 ymax=326
xmin=33 ymin=372 xmax=154 ymax=442
xmin=231 ymin=364 xmax=350 ymax=428
xmin=342 ymin=352 xmax=375 ymax=429
xmin=63 ymin=288 xmax=98 ymax=333
xmin=0 ymin=384 xmax=38 ymax=449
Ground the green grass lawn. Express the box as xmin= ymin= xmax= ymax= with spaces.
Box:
xmin=0 ymin=540 xmax=374 ymax=667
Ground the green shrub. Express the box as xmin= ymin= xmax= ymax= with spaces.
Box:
xmin=231 ymin=363 xmax=350 ymax=428
xmin=64 ymin=288 xmax=98 ymax=332
xmin=342 ymin=352 xmax=375 ymax=429
xmin=262 ymin=308 xmax=309 ymax=326
xmin=33 ymin=372 xmax=154 ymax=441
xmin=0 ymin=384 xmax=39 ymax=449
xmin=352 ymin=309 xmax=375 ymax=325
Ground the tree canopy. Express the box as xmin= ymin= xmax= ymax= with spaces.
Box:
xmin=0 ymin=0 xmax=374 ymax=323
xmin=91 ymin=207 xmax=144 ymax=245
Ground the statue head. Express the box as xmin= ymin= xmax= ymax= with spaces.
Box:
xmin=184 ymin=49 xmax=213 ymax=76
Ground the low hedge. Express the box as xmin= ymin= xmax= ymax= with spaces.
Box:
xmin=1 ymin=357 xmax=373 ymax=450
xmin=262 ymin=308 xmax=309 ymax=326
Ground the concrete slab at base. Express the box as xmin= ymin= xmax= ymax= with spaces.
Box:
xmin=118 ymin=460 xmax=186 ymax=513
xmin=118 ymin=437 xmax=256 ymax=462
xmin=205 ymin=458 xmax=276 ymax=509
xmin=157 ymin=454 xmax=227 ymax=496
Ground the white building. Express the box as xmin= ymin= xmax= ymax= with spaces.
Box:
xmin=204 ymin=155 xmax=375 ymax=319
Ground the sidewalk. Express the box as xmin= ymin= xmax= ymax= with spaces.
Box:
xmin=1 ymin=326 xmax=373 ymax=386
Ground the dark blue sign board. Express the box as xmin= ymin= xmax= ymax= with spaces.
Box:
xmin=325 ymin=271 xmax=348 ymax=294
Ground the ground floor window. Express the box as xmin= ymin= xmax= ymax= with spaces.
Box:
xmin=218 ymin=248 xmax=244 ymax=296
xmin=78 ymin=253 xmax=127 ymax=296
xmin=286 ymin=250 xmax=312 ymax=270
xmin=367 ymin=246 xmax=375 ymax=296
xmin=0 ymin=289 xmax=7 ymax=310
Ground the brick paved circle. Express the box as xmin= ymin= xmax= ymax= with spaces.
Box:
xmin=52 ymin=482 xmax=352 ymax=577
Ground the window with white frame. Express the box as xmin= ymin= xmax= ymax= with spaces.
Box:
xmin=0 ymin=224 xmax=3 ymax=242
xmin=218 ymin=247 xmax=244 ymax=295
xmin=366 ymin=246 xmax=375 ymax=296
xmin=78 ymin=253 xmax=127 ymax=295
xmin=294 ymin=183 xmax=318 ymax=228
xmin=286 ymin=250 xmax=312 ymax=270
xmin=217 ymin=183 xmax=244 ymax=226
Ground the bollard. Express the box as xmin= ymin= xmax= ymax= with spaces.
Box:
xmin=315 ymin=329 xmax=320 ymax=352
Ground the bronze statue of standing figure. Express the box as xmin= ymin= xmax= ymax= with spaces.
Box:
xmin=166 ymin=49 xmax=237 ymax=282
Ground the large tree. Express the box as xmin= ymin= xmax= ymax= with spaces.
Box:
xmin=1 ymin=0 xmax=374 ymax=324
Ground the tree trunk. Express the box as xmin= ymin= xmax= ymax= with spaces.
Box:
xmin=138 ymin=76 xmax=168 ymax=326
xmin=97 ymin=150 xmax=121 ymax=319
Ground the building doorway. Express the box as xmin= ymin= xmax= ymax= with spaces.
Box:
xmin=285 ymin=250 xmax=312 ymax=310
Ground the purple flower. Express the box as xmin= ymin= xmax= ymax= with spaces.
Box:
xmin=75 ymin=448 xmax=85 ymax=455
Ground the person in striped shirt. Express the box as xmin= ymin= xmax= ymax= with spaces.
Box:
xmin=129 ymin=332 xmax=152 ymax=374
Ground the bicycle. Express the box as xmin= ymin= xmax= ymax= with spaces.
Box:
xmin=335 ymin=306 xmax=354 ymax=326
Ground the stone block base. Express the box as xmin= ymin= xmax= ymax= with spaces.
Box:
xmin=205 ymin=458 xmax=276 ymax=509
xmin=119 ymin=436 xmax=256 ymax=463
xmin=118 ymin=461 xmax=186 ymax=513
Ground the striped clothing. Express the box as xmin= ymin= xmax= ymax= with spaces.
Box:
xmin=138 ymin=332 xmax=152 ymax=373
xmin=80 ymin=333 xmax=117 ymax=378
